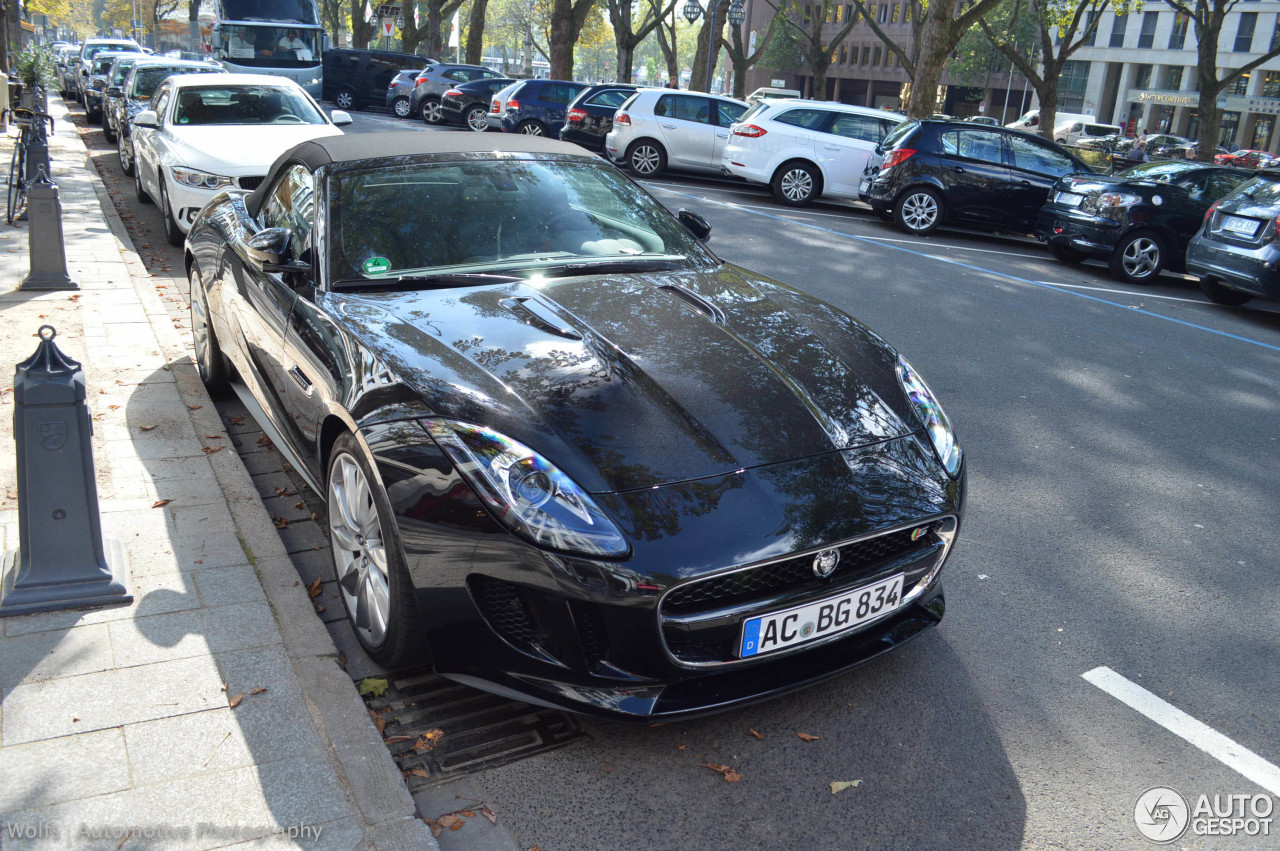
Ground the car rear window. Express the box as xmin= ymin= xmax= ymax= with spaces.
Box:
xmin=1084 ymin=124 xmax=1121 ymax=136
xmin=585 ymin=89 xmax=630 ymax=108
xmin=880 ymin=119 xmax=919 ymax=150
xmin=774 ymin=108 xmax=829 ymax=130
xmin=1223 ymin=173 xmax=1280 ymax=206
xmin=738 ymin=102 xmax=771 ymax=123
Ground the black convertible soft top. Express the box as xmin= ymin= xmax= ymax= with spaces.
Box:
xmin=245 ymin=131 xmax=595 ymax=217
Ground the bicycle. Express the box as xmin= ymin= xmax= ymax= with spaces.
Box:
xmin=4 ymin=104 xmax=53 ymax=225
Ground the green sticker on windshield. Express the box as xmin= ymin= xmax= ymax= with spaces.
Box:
xmin=362 ymin=256 xmax=391 ymax=275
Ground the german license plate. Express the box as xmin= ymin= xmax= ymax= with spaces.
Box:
xmin=1222 ymin=215 xmax=1259 ymax=236
xmin=1055 ymin=191 xmax=1084 ymax=207
xmin=739 ymin=574 xmax=904 ymax=658
xmin=859 ymin=178 xmax=871 ymax=195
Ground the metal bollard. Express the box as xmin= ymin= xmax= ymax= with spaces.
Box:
xmin=20 ymin=167 xmax=76 ymax=291
xmin=0 ymin=326 xmax=131 ymax=617
xmin=23 ymin=124 xmax=50 ymax=190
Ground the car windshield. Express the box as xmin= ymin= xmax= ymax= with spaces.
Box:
xmin=110 ymin=59 xmax=140 ymax=85
xmin=1229 ymin=174 xmax=1280 ymax=205
xmin=92 ymin=56 xmax=117 ymax=74
xmin=330 ymin=159 xmax=715 ymax=284
xmin=173 ymin=85 xmax=325 ymax=125
xmin=1115 ymin=161 xmax=1200 ymax=182
xmin=132 ymin=66 xmax=222 ymax=98
xmin=85 ymin=43 xmax=136 ymax=60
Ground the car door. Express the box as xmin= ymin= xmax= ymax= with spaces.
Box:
xmin=1168 ymin=169 xmax=1249 ymax=246
xmin=1005 ymin=134 xmax=1080 ymax=227
xmin=228 ymin=164 xmax=310 ymax=454
xmin=934 ymin=128 xmax=1012 ymax=225
xmin=654 ymin=94 xmax=716 ymax=168
xmin=712 ymin=98 xmax=748 ymax=164
xmin=135 ymin=83 xmax=173 ymax=201
xmin=815 ymin=111 xmax=886 ymax=198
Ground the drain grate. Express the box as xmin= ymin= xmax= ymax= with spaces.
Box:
xmin=366 ymin=669 xmax=585 ymax=790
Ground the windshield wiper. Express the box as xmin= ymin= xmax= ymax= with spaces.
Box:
xmin=532 ymin=258 xmax=686 ymax=277
xmin=332 ymin=272 xmax=521 ymax=291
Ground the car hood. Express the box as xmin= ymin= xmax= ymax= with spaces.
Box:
xmin=325 ymin=265 xmax=918 ymax=494
xmin=1057 ymin=173 xmax=1152 ymax=194
xmin=166 ymin=124 xmax=342 ymax=175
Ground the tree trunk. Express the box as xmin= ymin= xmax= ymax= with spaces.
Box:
xmin=549 ymin=9 xmax=576 ymax=79
xmin=1036 ymin=83 xmax=1058 ymax=143
xmin=465 ymin=0 xmax=488 ymax=65
xmin=1194 ymin=26 xmax=1223 ymax=162
xmin=656 ymin=15 xmax=678 ymax=84
xmin=689 ymin=0 xmax=729 ymax=92
xmin=424 ymin=5 xmax=445 ymax=59
xmin=616 ymin=43 xmax=634 ymax=84
xmin=350 ymin=0 xmax=373 ymax=49
xmin=906 ymin=0 xmax=958 ymax=117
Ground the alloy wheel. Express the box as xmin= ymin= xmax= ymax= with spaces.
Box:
xmin=329 ymin=454 xmax=391 ymax=647
xmin=780 ymin=168 xmax=814 ymax=202
xmin=901 ymin=192 xmax=939 ymax=232
xmin=421 ymin=100 xmax=442 ymax=123
xmin=392 ymin=97 xmax=411 ymax=118
xmin=466 ymin=107 xmax=488 ymax=132
xmin=1121 ymin=237 xmax=1160 ymax=279
xmin=191 ymin=280 xmax=214 ymax=382
xmin=519 ymin=121 xmax=544 ymax=136
xmin=631 ymin=145 xmax=660 ymax=174
xmin=335 ymin=88 xmax=354 ymax=109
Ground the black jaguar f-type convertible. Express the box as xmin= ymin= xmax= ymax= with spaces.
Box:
xmin=184 ymin=132 xmax=965 ymax=719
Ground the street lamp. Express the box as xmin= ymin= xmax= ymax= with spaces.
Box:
xmin=728 ymin=0 xmax=745 ymax=26
xmin=681 ymin=0 xmax=722 ymax=92
xmin=683 ymin=0 xmax=703 ymax=24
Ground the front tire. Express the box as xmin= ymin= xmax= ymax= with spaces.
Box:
xmin=160 ymin=179 xmax=184 ymax=247
xmin=894 ymin=187 xmax=943 ymax=235
xmin=118 ymin=132 xmax=135 ymax=176
xmin=420 ymin=97 xmax=443 ymax=124
xmin=103 ymin=113 xmax=117 ymax=144
xmin=626 ymin=140 xmax=666 ymax=177
xmin=190 ymin=267 xmax=230 ymax=395
xmin=1199 ymin=276 xmax=1253 ymax=306
xmin=771 ymin=160 xmax=821 ymax=206
xmin=327 ymin=433 xmax=426 ymax=668
xmin=1109 ymin=230 xmax=1164 ymax=284
xmin=333 ymin=85 xmax=356 ymax=110
xmin=465 ymin=105 xmax=489 ymax=132
xmin=135 ymin=161 xmax=152 ymax=204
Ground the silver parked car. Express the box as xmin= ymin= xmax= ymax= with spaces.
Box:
xmin=604 ymin=88 xmax=748 ymax=177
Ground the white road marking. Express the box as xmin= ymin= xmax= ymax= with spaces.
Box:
xmin=1037 ymin=282 xmax=1208 ymax=304
xmin=1083 ymin=666 xmax=1280 ymax=796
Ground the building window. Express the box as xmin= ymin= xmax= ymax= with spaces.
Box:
xmin=827 ymin=5 xmax=835 ymax=23
xmin=1083 ymin=11 xmax=1097 ymax=46
xmin=873 ymin=46 xmax=882 ymax=65
xmin=1169 ymin=12 xmax=1188 ymax=49
xmin=1272 ymin=14 xmax=1280 ymax=51
xmin=879 ymin=4 xmax=888 ymax=22
xmin=1134 ymin=63 xmax=1152 ymax=89
xmin=1231 ymin=70 xmax=1250 ymax=95
xmin=1264 ymin=70 xmax=1280 ymax=97
xmin=862 ymin=45 xmax=870 ymax=64
xmin=846 ymin=5 xmax=854 ymax=22
xmin=840 ymin=44 xmax=848 ymax=64
xmin=1165 ymin=65 xmax=1184 ymax=90
xmin=1219 ymin=110 xmax=1241 ymax=147
xmin=1109 ymin=13 xmax=1128 ymax=48
xmin=803 ymin=5 xmax=811 ymax=23
xmin=834 ymin=4 xmax=842 ymax=22
xmin=904 ymin=3 xmax=911 ymax=20
xmin=891 ymin=3 xmax=900 ymax=22
xmin=1235 ymin=12 xmax=1258 ymax=52
xmin=1137 ymin=11 xmax=1158 ymax=49
xmin=1058 ymin=60 xmax=1091 ymax=112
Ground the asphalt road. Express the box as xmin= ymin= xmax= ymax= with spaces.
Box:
xmin=74 ymin=103 xmax=1280 ymax=850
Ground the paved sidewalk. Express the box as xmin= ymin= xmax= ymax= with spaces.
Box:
xmin=0 ymin=101 xmax=435 ymax=850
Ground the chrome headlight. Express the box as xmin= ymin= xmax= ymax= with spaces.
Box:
xmin=425 ymin=420 xmax=629 ymax=557
xmin=170 ymin=167 xmax=234 ymax=190
xmin=896 ymin=356 xmax=962 ymax=478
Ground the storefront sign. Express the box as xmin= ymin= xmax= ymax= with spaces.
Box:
xmin=1223 ymin=95 xmax=1280 ymax=115
xmin=1133 ymin=89 xmax=1199 ymax=107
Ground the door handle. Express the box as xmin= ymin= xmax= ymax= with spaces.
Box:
xmin=1019 ymin=180 xmax=1032 ymax=187
xmin=662 ymin=123 xmax=676 ymax=129
xmin=823 ymin=145 xmax=840 ymax=151
xmin=953 ymin=166 xmax=966 ymax=173
xmin=288 ymin=366 xmax=314 ymax=395
xmin=717 ymin=133 xmax=727 ymax=139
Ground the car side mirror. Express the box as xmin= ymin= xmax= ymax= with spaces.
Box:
xmin=678 ymin=209 xmax=712 ymax=241
xmin=248 ymin=227 xmax=312 ymax=280
xmin=331 ymin=109 xmax=353 ymax=126
xmin=106 ymin=86 xmax=123 ymax=97
xmin=133 ymin=109 xmax=159 ymax=128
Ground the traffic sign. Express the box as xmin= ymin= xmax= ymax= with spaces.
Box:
xmin=382 ymin=18 xmax=395 ymax=37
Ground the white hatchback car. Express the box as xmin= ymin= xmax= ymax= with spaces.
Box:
xmin=722 ymin=100 xmax=904 ymax=206
xmin=131 ymin=74 xmax=351 ymax=246
xmin=604 ymin=89 xmax=748 ymax=177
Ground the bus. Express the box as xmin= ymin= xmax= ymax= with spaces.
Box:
xmin=208 ymin=0 xmax=324 ymax=97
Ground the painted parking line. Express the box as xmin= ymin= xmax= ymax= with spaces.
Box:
xmin=646 ymin=184 xmax=1280 ymax=355
xmin=1083 ymin=666 xmax=1280 ymax=796
xmin=1038 ymin=282 xmax=1209 ymax=305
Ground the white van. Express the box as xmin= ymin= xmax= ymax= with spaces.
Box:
xmin=1006 ymin=109 xmax=1094 ymax=132
xmin=1054 ymin=120 xmax=1123 ymax=146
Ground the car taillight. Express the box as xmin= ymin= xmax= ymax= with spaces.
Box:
xmin=506 ymin=98 xmax=519 ymax=111
xmin=415 ymin=75 xmax=429 ymax=85
xmin=614 ymin=112 xmax=630 ymax=126
xmin=490 ymin=98 xmax=500 ymax=113
xmin=1204 ymin=200 xmax=1221 ymax=223
xmin=444 ymin=88 xmax=463 ymax=97
xmin=880 ymin=148 xmax=917 ymax=170
xmin=732 ymin=124 xmax=766 ymax=137
xmin=566 ymin=107 xmax=587 ymax=123
xmin=390 ymin=81 xmax=399 ymax=88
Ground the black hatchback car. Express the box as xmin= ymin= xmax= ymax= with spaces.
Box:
xmin=440 ymin=76 xmax=514 ymax=131
xmin=323 ymin=48 xmax=428 ymax=111
xmin=559 ymin=83 xmax=638 ymax=153
xmin=864 ymin=119 xmax=1090 ymax=236
xmin=1038 ymin=161 xmax=1250 ymax=284
xmin=1186 ymin=169 xmax=1280 ymax=305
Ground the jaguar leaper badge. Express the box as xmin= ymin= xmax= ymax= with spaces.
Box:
xmin=39 ymin=421 xmax=66 ymax=450
xmin=813 ymin=548 xmax=840 ymax=578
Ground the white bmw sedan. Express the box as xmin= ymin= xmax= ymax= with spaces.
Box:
xmin=131 ymin=73 xmax=352 ymax=245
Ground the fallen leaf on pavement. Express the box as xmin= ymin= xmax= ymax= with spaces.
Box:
xmin=700 ymin=763 xmax=742 ymax=782
xmin=203 ymin=434 xmax=222 ymax=440
xmin=138 ymin=425 xmax=156 ymax=431
xmin=306 ymin=578 xmax=322 ymax=597
xmin=228 ymin=692 xmax=244 ymax=709
xmin=384 ymin=735 xmax=413 ymax=744
xmin=829 ymin=780 xmax=862 ymax=794
xmin=412 ymin=729 xmax=445 ymax=752
xmin=273 ymin=517 xmax=290 ymax=528
xmin=220 ymin=682 xmax=227 ymax=692
xmin=314 ymin=603 xmax=325 ymax=613
xmin=228 ymin=416 xmax=244 ymax=424
xmin=294 ymin=501 xmax=305 ymax=509
xmin=357 ymin=677 xmax=389 ymax=698
xmin=249 ymin=686 xmax=267 ymax=695
xmin=370 ymin=710 xmax=386 ymax=734
xmin=151 ymin=499 xmax=172 ymax=508
xmin=423 ymin=820 xmax=442 ymax=838
xmin=797 ymin=732 xmax=821 ymax=741
xmin=406 ymin=767 xmax=429 ymax=779
xmin=187 ymin=404 xmax=202 ymax=410
xmin=677 ymin=744 xmax=686 ymax=750
xmin=338 ymin=651 xmax=347 ymax=671
xmin=202 ymin=446 xmax=223 ymax=454
xmin=482 ymin=804 xmax=497 ymax=825
xmin=438 ymin=815 xmax=463 ymax=831
xmin=748 ymin=729 xmax=763 ymax=739
xmin=257 ymin=435 xmax=272 ymax=446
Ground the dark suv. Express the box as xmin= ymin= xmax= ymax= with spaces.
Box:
xmin=409 ymin=63 xmax=507 ymax=124
xmin=323 ymin=48 xmax=427 ymax=111
xmin=559 ymin=83 xmax=638 ymax=152
xmin=1038 ymin=160 xmax=1249 ymax=284
xmin=489 ymin=78 xmax=588 ymax=136
xmin=440 ymin=76 xmax=514 ymax=131
xmin=863 ymin=119 xmax=1090 ymax=236
xmin=1186 ymin=169 xmax=1280 ymax=305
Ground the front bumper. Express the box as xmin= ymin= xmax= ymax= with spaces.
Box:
xmin=1187 ymin=234 xmax=1280 ymax=300
xmin=367 ymin=422 xmax=965 ymax=720
xmin=165 ymin=178 xmax=227 ymax=234
xmin=1036 ymin=208 xmax=1123 ymax=256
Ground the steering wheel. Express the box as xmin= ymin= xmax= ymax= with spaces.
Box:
xmin=271 ymin=114 xmax=305 ymax=124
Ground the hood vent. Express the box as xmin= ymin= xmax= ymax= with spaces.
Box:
xmin=658 ymin=284 xmax=726 ymax=324
xmin=499 ymin=296 xmax=583 ymax=340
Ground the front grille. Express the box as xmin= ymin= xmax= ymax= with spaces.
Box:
xmin=238 ymin=175 xmax=265 ymax=190
xmin=568 ymin=600 xmax=610 ymax=664
xmin=470 ymin=575 xmax=536 ymax=649
xmin=662 ymin=526 xmax=928 ymax=615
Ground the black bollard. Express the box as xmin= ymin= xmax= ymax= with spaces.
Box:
xmin=20 ymin=167 xmax=76 ymax=291
xmin=0 ymin=326 xmax=130 ymax=616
